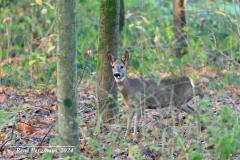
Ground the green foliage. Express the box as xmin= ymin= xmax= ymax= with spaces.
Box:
xmin=191 ymin=152 xmax=203 ymax=160
xmin=0 ymin=0 xmax=56 ymax=87
xmin=41 ymin=153 xmax=53 ymax=160
xmin=0 ymin=109 xmax=8 ymax=123
xmin=1 ymin=0 xmax=239 ymax=89
xmin=199 ymin=98 xmax=212 ymax=107
xmin=191 ymin=104 xmax=240 ymax=159
xmin=1 ymin=0 xmax=240 ymax=158
xmin=87 ymin=138 xmax=101 ymax=152
xmin=128 ymin=145 xmax=141 ymax=160
xmin=210 ymin=105 xmax=240 ymax=159
xmin=105 ymin=145 xmax=113 ymax=159
xmin=209 ymin=73 xmax=240 ymax=90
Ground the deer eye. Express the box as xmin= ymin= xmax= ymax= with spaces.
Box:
xmin=120 ymin=66 xmax=124 ymax=69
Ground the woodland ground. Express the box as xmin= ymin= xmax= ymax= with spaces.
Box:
xmin=0 ymin=0 xmax=240 ymax=159
xmin=0 ymin=66 xmax=239 ymax=159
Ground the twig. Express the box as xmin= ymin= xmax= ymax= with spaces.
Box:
xmin=216 ymin=49 xmax=240 ymax=67
xmin=78 ymin=64 xmax=88 ymax=86
xmin=36 ymin=123 xmax=54 ymax=147
xmin=0 ymin=124 xmax=15 ymax=152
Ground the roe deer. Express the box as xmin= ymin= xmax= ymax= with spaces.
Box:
xmin=109 ymin=51 xmax=197 ymax=137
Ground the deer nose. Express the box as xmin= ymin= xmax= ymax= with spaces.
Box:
xmin=114 ymin=73 xmax=120 ymax=77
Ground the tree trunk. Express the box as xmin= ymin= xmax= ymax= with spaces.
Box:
xmin=119 ymin=0 xmax=125 ymax=32
xmin=57 ymin=0 xmax=79 ymax=154
xmin=173 ymin=0 xmax=188 ymax=58
xmin=97 ymin=0 xmax=120 ymax=123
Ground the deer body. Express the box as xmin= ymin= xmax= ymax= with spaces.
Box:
xmin=110 ymin=52 xmax=196 ymax=137
xmin=117 ymin=76 xmax=193 ymax=107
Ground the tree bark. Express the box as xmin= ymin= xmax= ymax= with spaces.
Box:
xmin=57 ymin=0 xmax=79 ymax=154
xmin=97 ymin=0 xmax=120 ymax=123
xmin=119 ymin=0 xmax=125 ymax=32
xmin=173 ymin=0 xmax=188 ymax=58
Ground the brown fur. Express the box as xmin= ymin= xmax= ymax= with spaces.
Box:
xmin=110 ymin=52 xmax=196 ymax=137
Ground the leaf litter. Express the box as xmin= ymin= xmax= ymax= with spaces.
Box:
xmin=0 ymin=72 xmax=239 ymax=159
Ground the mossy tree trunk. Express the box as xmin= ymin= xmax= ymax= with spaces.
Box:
xmin=97 ymin=0 xmax=120 ymax=123
xmin=57 ymin=0 xmax=79 ymax=154
xmin=173 ymin=0 xmax=188 ymax=58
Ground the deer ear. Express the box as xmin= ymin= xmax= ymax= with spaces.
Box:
xmin=122 ymin=51 xmax=129 ymax=63
xmin=108 ymin=53 xmax=116 ymax=63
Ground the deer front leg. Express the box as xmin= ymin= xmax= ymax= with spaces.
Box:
xmin=125 ymin=109 xmax=135 ymax=137
xmin=133 ymin=110 xmax=141 ymax=138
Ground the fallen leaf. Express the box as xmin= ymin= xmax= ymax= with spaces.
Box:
xmin=228 ymin=85 xmax=238 ymax=93
xmin=16 ymin=123 xmax=37 ymax=135
xmin=186 ymin=115 xmax=194 ymax=121
xmin=80 ymin=139 xmax=87 ymax=149
xmin=206 ymin=144 xmax=215 ymax=150
xmin=0 ymin=86 xmax=4 ymax=93
xmin=0 ymin=133 xmax=6 ymax=142
xmin=159 ymin=72 xmax=171 ymax=78
xmin=30 ymin=117 xmax=55 ymax=125
xmin=30 ymin=129 xmax=48 ymax=138
xmin=127 ymin=133 xmax=136 ymax=139
xmin=0 ymin=95 xmax=5 ymax=101
xmin=184 ymin=66 xmax=198 ymax=76
xmin=200 ymin=66 xmax=216 ymax=77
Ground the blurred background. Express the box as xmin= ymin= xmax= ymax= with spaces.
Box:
xmin=0 ymin=0 xmax=239 ymax=89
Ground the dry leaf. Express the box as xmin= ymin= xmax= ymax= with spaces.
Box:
xmin=0 ymin=86 xmax=4 ymax=93
xmin=35 ymin=0 xmax=43 ymax=5
xmin=47 ymin=45 xmax=55 ymax=53
xmin=0 ymin=133 xmax=7 ymax=142
xmin=30 ymin=129 xmax=48 ymax=138
xmin=159 ymin=72 xmax=171 ymax=78
xmin=228 ymin=85 xmax=238 ymax=93
xmin=30 ymin=117 xmax=55 ymax=125
xmin=184 ymin=66 xmax=198 ymax=76
xmin=186 ymin=115 xmax=194 ymax=121
xmin=127 ymin=133 xmax=136 ymax=139
xmin=16 ymin=123 xmax=37 ymax=135
xmin=206 ymin=144 xmax=215 ymax=150
xmin=0 ymin=95 xmax=5 ymax=101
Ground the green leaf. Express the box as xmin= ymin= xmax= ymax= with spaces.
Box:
xmin=132 ymin=59 xmax=140 ymax=69
xmin=128 ymin=146 xmax=141 ymax=160
xmin=200 ymin=53 xmax=207 ymax=63
xmin=0 ymin=109 xmax=8 ymax=123
xmin=192 ymin=152 xmax=203 ymax=160
xmin=29 ymin=59 xmax=36 ymax=67
xmin=41 ymin=153 xmax=52 ymax=160
xmin=199 ymin=99 xmax=212 ymax=107
xmin=218 ymin=135 xmax=235 ymax=160
xmin=181 ymin=54 xmax=193 ymax=65
xmin=2 ymin=64 xmax=11 ymax=74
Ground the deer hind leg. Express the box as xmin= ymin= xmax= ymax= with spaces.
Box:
xmin=179 ymin=96 xmax=196 ymax=113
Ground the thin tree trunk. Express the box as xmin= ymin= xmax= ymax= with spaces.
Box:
xmin=57 ymin=0 xmax=79 ymax=154
xmin=119 ymin=0 xmax=125 ymax=32
xmin=173 ymin=0 xmax=188 ymax=58
xmin=97 ymin=0 xmax=120 ymax=123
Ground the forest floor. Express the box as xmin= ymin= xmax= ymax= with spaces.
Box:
xmin=0 ymin=68 xmax=240 ymax=159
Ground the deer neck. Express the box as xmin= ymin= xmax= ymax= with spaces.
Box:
xmin=116 ymin=76 xmax=130 ymax=98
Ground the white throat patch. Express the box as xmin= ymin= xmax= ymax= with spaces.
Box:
xmin=114 ymin=76 xmax=125 ymax=83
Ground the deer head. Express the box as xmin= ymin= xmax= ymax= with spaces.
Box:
xmin=109 ymin=51 xmax=129 ymax=83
